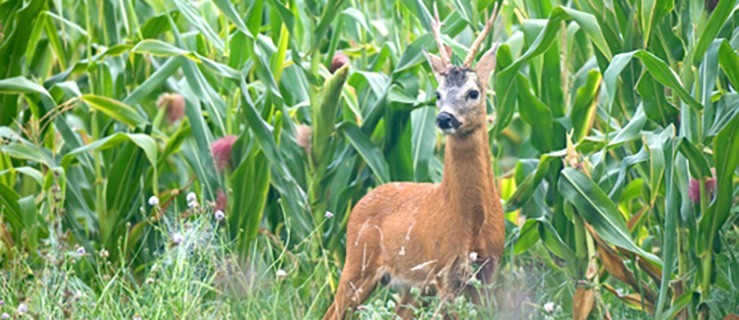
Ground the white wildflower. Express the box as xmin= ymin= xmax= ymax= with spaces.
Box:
xmin=325 ymin=211 xmax=334 ymax=219
xmin=214 ymin=210 xmax=225 ymax=221
xmin=1 ymin=313 xmax=8 ymax=319
xmin=544 ymin=302 xmax=555 ymax=313
xmin=186 ymin=192 xmax=197 ymax=203
xmin=188 ymin=201 xmax=199 ymax=209
xmin=172 ymin=233 xmax=184 ymax=245
xmin=18 ymin=303 xmax=28 ymax=314
xmin=99 ymin=249 xmax=109 ymax=259
xmin=469 ymin=251 xmax=478 ymax=261
xmin=276 ymin=269 xmax=287 ymax=278
xmin=148 ymin=196 xmax=159 ymax=206
xmin=76 ymin=246 xmax=86 ymax=255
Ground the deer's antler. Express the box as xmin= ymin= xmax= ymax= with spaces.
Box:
xmin=463 ymin=2 xmax=500 ymax=67
xmin=431 ymin=3 xmax=451 ymax=69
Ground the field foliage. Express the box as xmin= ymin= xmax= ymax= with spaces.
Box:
xmin=0 ymin=0 xmax=738 ymax=318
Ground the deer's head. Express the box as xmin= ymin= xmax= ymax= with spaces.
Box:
xmin=424 ymin=4 xmax=499 ymax=136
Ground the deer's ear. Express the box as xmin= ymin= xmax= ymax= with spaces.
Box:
xmin=475 ymin=46 xmax=498 ymax=84
xmin=423 ymin=50 xmax=446 ymax=80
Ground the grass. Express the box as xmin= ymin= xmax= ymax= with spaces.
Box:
xmin=0 ymin=198 xmax=663 ymax=319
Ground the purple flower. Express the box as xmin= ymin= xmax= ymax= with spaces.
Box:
xmin=689 ymin=177 xmax=717 ymax=203
xmin=215 ymin=189 xmax=227 ymax=212
xmin=157 ymin=93 xmax=185 ymax=124
xmin=211 ymin=136 xmax=238 ymax=171
xmin=296 ymin=124 xmax=312 ymax=154
xmin=330 ymin=53 xmax=350 ymax=74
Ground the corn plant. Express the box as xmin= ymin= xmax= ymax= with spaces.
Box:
xmin=0 ymin=0 xmax=737 ymax=318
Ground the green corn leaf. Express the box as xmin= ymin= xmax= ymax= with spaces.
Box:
xmin=718 ymin=40 xmax=739 ymax=89
xmin=61 ymin=133 xmax=158 ymax=178
xmin=0 ymin=77 xmax=53 ymax=100
xmin=604 ymin=50 xmax=703 ymax=112
xmin=691 ymin=0 xmax=737 ymax=65
xmin=677 ymin=138 xmax=712 ymax=179
xmin=559 ymin=167 xmax=662 ymax=266
xmin=81 ymin=94 xmax=147 ymax=128
xmin=0 ymin=144 xmax=55 ymax=169
xmin=340 ymin=122 xmax=390 ymax=184
xmin=698 ymin=114 xmax=739 ymax=253
xmin=570 ymin=69 xmax=602 ymax=141
xmin=131 ymin=39 xmax=200 ymax=61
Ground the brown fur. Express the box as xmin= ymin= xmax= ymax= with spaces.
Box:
xmin=324 ymin=62 xmax=503 ymax=319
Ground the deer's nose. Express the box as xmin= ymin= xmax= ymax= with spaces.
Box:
xmin=436 ymin=112 xmax=461 ymax=131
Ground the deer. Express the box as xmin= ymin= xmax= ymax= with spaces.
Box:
xmin=324 ymin=4 xmax=503 ymax=319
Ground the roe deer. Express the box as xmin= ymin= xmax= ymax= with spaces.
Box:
xmin=324 ymin=4 xmax=503 ymax=319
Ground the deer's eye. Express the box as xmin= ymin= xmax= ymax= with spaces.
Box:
xmin=435 ymin=91 xmax=441 ymax=100
xmin=467 ymin=90 xmax=480 ymax=100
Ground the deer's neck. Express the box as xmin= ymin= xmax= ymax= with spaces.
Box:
xmin=439 ymin=126 xmax=497 ymax=214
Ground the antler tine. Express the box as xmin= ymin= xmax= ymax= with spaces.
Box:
xmin=431 ymin=3 xmax=451 ymax=68
xmin=463 ymin=2 xmax=500 ymax=67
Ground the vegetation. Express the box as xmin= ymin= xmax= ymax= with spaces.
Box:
xmin=0 ymin=0 xmax=737 ymax=318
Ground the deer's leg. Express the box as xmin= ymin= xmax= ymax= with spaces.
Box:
xmin=395 ymin=289 xmax=420 ymax=320
xmin=476 ymin=257 xmax=498 ymax=285
xmin=324 ymin=243 xmax=381 ymax=320
xmin=462 ymin=257 xmax=499 ymax=318
xmin=324 ymin=267 xmax=379 ymax=319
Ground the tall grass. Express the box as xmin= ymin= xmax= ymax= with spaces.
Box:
xmin=1 ymin=0 xmax=738 ymax=318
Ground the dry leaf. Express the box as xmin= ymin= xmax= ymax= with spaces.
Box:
xmin=573 ymin=286 xmax=595 ymax=320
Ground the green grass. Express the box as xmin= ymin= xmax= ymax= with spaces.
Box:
xmin=0 ymin=203 xmax=615 ymax=319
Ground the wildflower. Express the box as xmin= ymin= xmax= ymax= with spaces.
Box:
xmin=689 ymin=177 xmax=717 ymax=203
xmin=276 ymin=269 xmax=287 ymax=278
xmin=157 ymin=93 xmax=185 ymax=124
xmin=145 ymin=278 xmax=155 ymax=285
xmin=296 ymin=124 xmax=312 ymax=154
xmin=148 ymin=196 xmax=159 ymax=206
xmin=1 ymin=313 xmax=8 ymax=319
xmin=186 ymin=192 xmax=197 ymax=203
xmin=133 ymin=315 xmax=142 ymax=320
xmin=76 ymin=246 xmax=86 ymax=255
xmin=0 ymin=299 xmax=4 ymax=306
xmin=544 ymin=302 xmax=555 ymax=313
xmin=330 ymin=52 xmax=350 ymax=74
xmin=210 ymin=135 xmax=238 ymax=171
xmin=172 ymin=233 xmax=184 ymax=245
xmin=325 ymin=211 xmax=334 ymax=219
xmin=469 ymin=251 xmax=478 ymax=262
xmin=18 ymin=303 xmax=27 ymax=314
xmin=99 ymin=249 xmax=109 ymax=259
xmin=188 ymin=201 xmax=199 ymax=209
xmin=214 ymin=210 xmax=225 ymax=221
xmin=215 ymin=189 xmax=227 ymax=212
